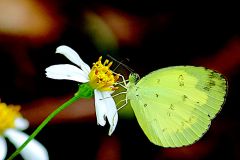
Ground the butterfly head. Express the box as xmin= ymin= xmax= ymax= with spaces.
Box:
xmin=129 ymin=73 xmax=140 ymax=84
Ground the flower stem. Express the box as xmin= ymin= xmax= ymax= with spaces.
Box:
xmin=7 ymin=95 xmax=81 ymax=160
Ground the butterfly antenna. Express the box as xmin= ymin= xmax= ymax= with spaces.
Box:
xmin=107 ymin=54 xmax=135 ymax=73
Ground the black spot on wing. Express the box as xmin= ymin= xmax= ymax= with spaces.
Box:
xmin=203 ymin=86 xmax=210 ymax=91
xmin=209 ymin=79 xmax=216 ymax=87
xmin=166 ymin=104 xmax=175 ymax=117
xmin=178 ymin=75 xmax=184 ymax=87
xmin=182 ymin=95 xmax=188 ymax=101
xmin=162 ymin=128 xmax=167 ymax=132
xmin=135 ymin=86 xmax=139 ymax=91
xmin=203 ymin=72 xmax=219 ymax=91
xmin=169 ymin=104 xmax=175 ymax=110
xmin=167 ymin=112 xmax=172 ymax=117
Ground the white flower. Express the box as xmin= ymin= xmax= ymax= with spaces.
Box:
xmin=45 ymin=45 xmax=119 ymax=135
xmin=0 ymin=103 xmax=49 ymax=160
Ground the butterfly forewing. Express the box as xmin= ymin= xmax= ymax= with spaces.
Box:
xmin=127 ymin=66 xmax=227 ymax=147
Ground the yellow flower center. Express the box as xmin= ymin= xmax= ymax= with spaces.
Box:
xmin=0 ymin=102 xmax=21 ymax=134
xmin=88 ymin=56 xmax=119 ymax=91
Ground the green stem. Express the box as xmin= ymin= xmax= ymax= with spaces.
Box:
xmin=7 ymin=95 xmax=81 ymax=160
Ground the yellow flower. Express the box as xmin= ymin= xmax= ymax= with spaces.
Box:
xmin=88 ymin=56 xmax=119 ymax=91
xmin=0 ymin=102 xmax=49 ymax=160
xmin=0 ymin=103 xmax=21 ymax=134
xmin=45 ymin=45 xmax=119 ymax=135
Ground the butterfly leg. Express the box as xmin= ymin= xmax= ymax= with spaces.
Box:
xmin=117 ymin=98 xmax=129 ymax=111
xmin=112 ymin=71 xmax=128 ymax=88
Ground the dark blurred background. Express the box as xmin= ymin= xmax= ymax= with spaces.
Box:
xmin=1 ymin=1 xmax=240 ymax=160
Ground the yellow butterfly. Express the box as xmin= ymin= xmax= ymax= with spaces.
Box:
xmin=121 ymin=66 xmax=227 ymax=147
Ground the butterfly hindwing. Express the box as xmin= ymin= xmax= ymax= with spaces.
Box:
xmin=127 ymin=66 xmax=227 ymax=147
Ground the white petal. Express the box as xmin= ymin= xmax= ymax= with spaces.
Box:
xmin=14 ymin=117 xmax=29 ymax=130
xmin=4 ymin=129 xmax=49 ymax=160
xmin=0 ymin=137 xmax=7 ymax=160
xmin=45 ymin=64 xmax=89 ymax=83
xmin=94 ymin=90 xmax=107 ymax=126
xmin=102 ymin=92 xmax=118 ymax=136
xmin=94 ymin=90 xmax=118 ymax=135
xmin=56 ymin=45 xmax=91 ymax=75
